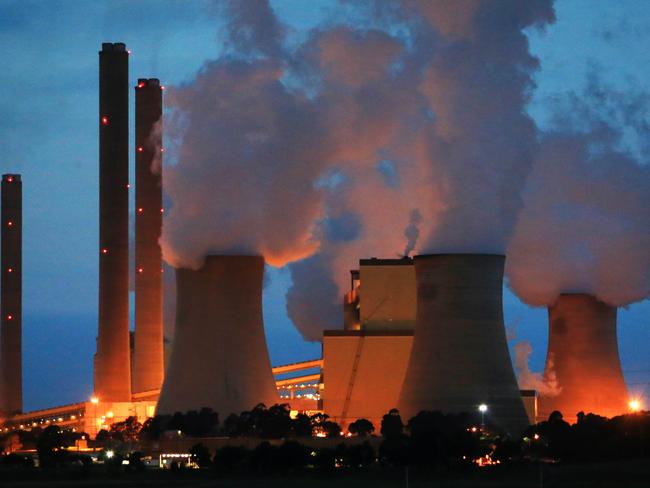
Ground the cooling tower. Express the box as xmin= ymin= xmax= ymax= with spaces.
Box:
xmin=538 ymin=294 xmax=628 ymax=420
xmin=132 ymin=78 xmax=164 ymax=394
xmin=398 ymin=254 xmax=529 ymax=434
xmin=0 ymin=174 xmax=22 ymax=415
xmin=156 ymin=255 xmax=279 ymax=416
xmin=95 ymin=42 xmax=131 ymax=401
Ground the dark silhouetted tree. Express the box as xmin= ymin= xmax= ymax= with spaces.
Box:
xmin=349 ymin=418 xmax=375 ymax=437
xmin=381 ymin=408 xmax=404 ymax=439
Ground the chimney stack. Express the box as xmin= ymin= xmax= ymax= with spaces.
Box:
xmin=399 ymin=254 xmax=529 ymax=434
xmin=157 ymin=255 xmax=279 ymax=416
xmin=95 ymin=42 xmax=131 ymax=401
xmin=132 ymin=78 xmax=164 ymax=394
xmin=539 ymin=294 xmax=628 ymax=421
xmin=0 ymin=174 xmax=22 ymax=415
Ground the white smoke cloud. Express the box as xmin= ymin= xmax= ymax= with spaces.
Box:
xmin=514 ymin=340 xmax=561 ymax=397
xmin=160 ymin=0 xmax=558 ymax=339
xmin=507 ymin=83 xmax=650 ymax=307
xmin=285 ymin=0 xmax=555 ymax=339
xmin=403 ymin=209 xmax=422 ymax=257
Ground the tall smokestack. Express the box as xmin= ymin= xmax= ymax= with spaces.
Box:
xmin=0 ymin=174 xmax=22 ymax=415
xmin=539 ymin=294 xmax=628 ymax=420
xmin=399 ymin=254 xmax=529 ymax=433
xmin=157 ymin=255 xmax=279 ymax=416
xmin=95 ymin=42 xmax=131 ymax=401
xmin=132 ymin=78 xmax=164 ymax=394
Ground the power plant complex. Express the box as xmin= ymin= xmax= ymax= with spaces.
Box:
xmin=0 ymin=42 xmax=640 ymax=440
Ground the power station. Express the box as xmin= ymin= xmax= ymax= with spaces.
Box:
xmin=0 ymin=42 xmax=643 ymax=438
xmin=398 ymin=254 xmax=529 ymax=434
xmin=539 ymin=294 xmax=629 ymax=421
xmin=157 ymin=255 xmax=279 ymax=416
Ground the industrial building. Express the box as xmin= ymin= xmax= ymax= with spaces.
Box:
xmin=538 ymin=294 xmax=629 ymax=422
xmin=322 ymin=258 xmax=415 ymax=429
xmin=323 ymin=256 xmax=536 ymax=432
xmin=0 ymin=41 xmax=638 ymax=442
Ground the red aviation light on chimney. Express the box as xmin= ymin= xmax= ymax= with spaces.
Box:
xmin=101 ymin=116 xmax=109 ymax=125
xmin=160 ymin=208 xmax=164 ymax=213
xmin=7 ymin=176 xmax=13 ymax=182
xmin=160 ymin=86 xmax=165 ymax=90
xmin=137 ymin=267 xmax=144 ymax=273
xmin=101 ymin=248 xmax=108 ymax=255
xmin=137 ymin=82 xmax=145 ymax=89
xmin=7 ymin=315 xmax=13 ymax=321
xmin=7 ymin=221 xmax=13 ymax=227
xmin=137 ymin=207 xmax=143 ymax=213
xmin=137 ymin=147 xmax=144 ymax=153
xmin=160 ymin=148 xmax=165 ymax=153
xmin=7 ymin=268 xmax=12 ymax=273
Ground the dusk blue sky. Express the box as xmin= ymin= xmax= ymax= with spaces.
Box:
xmin=1 ymin=0 xmax=649 ymax=411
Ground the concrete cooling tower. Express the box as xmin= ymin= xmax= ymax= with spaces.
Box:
xmin=538 ymin=294 xmax=628 ymax=421
xmin=399 ymin=254 xmax=529 ymax=434
xmin=156 ymin=255 xmax=279 ymax=416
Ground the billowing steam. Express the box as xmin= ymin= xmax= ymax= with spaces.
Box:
xmin=158 ymin=1 xmax=648 ymax=342
xmin=285 ymin=0 xmax=556 ymax=339
xmin=514 ymin=340 xmax=561 ymax=398
xmin=403 ymin=209 xmax=422 ymax=257
xmin=506 ymin=87 xmax=650 ymax=306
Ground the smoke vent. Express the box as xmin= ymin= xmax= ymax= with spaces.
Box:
xmin=132 ymin=77 xmax=164 ymax=394
xmin=95 ymin=42 xmax=131 ymax=401
xmin=156 ymin=255 xmax=279 ymax=416
xmin=0 ymin=174 xmax=22 ymax=415
xmin=398 ymin=254 xmax=529 ymax=434
xmin=539 ymin=294 xmax=628 ymax=421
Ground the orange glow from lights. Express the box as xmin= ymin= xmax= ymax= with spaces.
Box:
xmin=629 ymin=399 xmax=642 ymax=412
xmin=101 ymin=116 xmax=109 ymax=125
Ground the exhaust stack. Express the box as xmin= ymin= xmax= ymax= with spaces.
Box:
xmin=157 ymin=255 xmax=279 ymax=416
xmin=399 ymin=254 xmax=529 ymax=433
xmin=539 ymin=294 xmax=628 ymax=420
xmin=0 ymin=174 xmax=22 ymax=415
xmin=95 ymin=42 xmax=131 ymax=401
xmin=132 ymin=78 xmax=164 ymax=394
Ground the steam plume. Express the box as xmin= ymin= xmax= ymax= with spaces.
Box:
xmin=160 ymin=1 xmax=557 ymax=339
xmin=507 ymin=85 xmax=650 ymax=306
xmin=403 ymin=209 xmax=422 ymax=257
xmin=514 ymin=340 xmax=560 ymax=397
